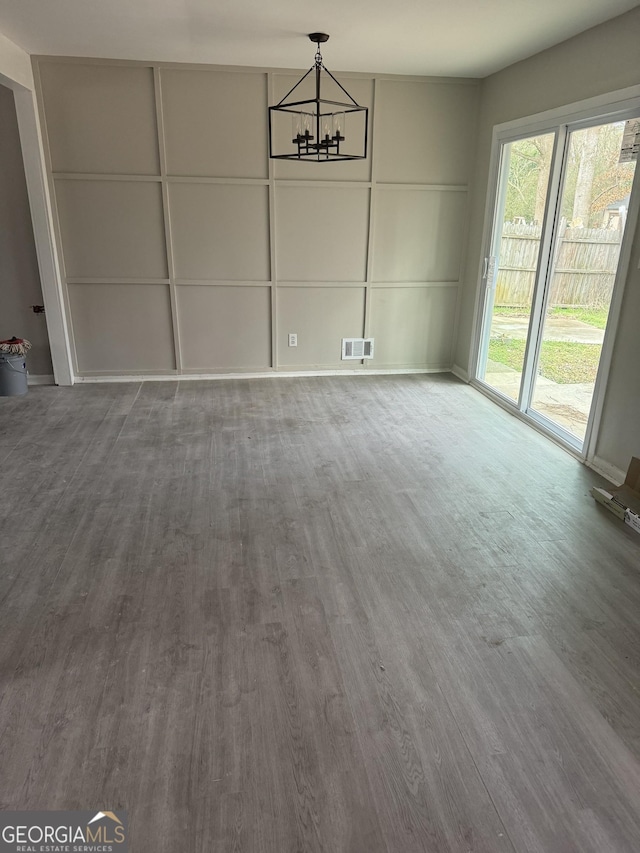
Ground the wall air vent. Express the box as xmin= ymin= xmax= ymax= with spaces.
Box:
xmin=342 ymin=338 xmax=374 ymax=360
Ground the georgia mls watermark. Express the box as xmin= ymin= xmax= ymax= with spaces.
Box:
xmin=0 ymin=811 xmax=127 ymax=853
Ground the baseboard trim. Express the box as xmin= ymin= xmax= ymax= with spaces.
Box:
xmin=74 ymin=367 xmax=453 ymax=384
xmin=27 ymin=374 xmax=55 ymax=386
xmin=451 ymin=364 xmax=469 ymax=383
xmin=586 ymin=455 xmax=626 ymax=487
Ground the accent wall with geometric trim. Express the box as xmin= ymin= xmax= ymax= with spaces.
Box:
xmin=35 ymin=58 xmax=479 ymax=377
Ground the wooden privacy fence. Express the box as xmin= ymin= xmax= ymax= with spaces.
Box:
xmin=495 ymin=221 xmax=622 ymax=307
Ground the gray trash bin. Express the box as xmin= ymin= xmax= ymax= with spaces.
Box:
xmin=0 ymin=341 xmax=29 ymax=396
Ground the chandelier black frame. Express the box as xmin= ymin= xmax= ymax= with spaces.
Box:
xmin=268 ymin=33 xmax=368 ymax=162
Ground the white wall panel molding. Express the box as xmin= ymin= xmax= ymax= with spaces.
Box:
xmin=176 ymin=284 xmax=271 ymax=370
xmin=15 ymin=61 xmax=74 ymax=384
xmin=39 ymin=61 xmax=160 ymax=175
xmin=67 ymin=278 xmax=171 ymax=285
xmin=153 ymin=65 xmax=182 ymax=371
xmin=277 ymin=286 xmax=366 ymax=368
xmin=160 ymin=67 xmax=268 ymax=179
xmin=371 ymin=281 xmax=460 ymax=289
xmin=273 ymin=180 xmax=373 ymax=189
xmin=75 ymin=367 xmax=449 ymax=383
xmin=34 ymin=56 xmax=479 ymax=379
xmin=375 ymin=183 xmax=468 ymax=191
xmin=276 ymin=281 xmax=371 ymax=289
xmin=266 ymin=72 xmax=278 ymax=370
xmin=363 ymin=76 xmax=380 ymax=343
xmin=169 ymin=182 xmax=271 ymax=281
xmin=52 ymin=173 xmax=162 ymax=182
xmin=375 ymin=78 xmax=479 ymax=185
xmin=371 ymin=187 xmax=467 ymax=283
xmin=370 ymin=285 xmax=459 ymax=367
xmin=167 ymin=176 xmax=269 ymax=185
xmin=55 ymin=178 xmax=168 ymax=279
xmin=174 ymin=279 xmax=275 ymax=287
xmin=68 ymin=282 xmax=175 ymax=373
xmin=275 ymin=184 xmax=370 ymax=283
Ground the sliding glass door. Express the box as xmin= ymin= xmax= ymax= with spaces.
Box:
xmin=476 ymin=131 xmax=555 ymax=403
xmin=476 ymin=111 xmax=639 ymax=450
xmin=528 ymin=120 xmax=637 ymax=441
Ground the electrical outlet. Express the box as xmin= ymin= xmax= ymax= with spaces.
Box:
xmin=288 ymin=333 xmax=298 ymax=347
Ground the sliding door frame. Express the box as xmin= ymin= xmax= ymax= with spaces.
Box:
xmin=469 ymin=84 xmax=640 ymax=464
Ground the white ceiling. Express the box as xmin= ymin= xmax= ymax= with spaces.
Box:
xmin=0 ymin=0 xmax=637 ymax=78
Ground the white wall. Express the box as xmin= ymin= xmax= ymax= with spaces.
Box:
xmin=0 ymin=82 xmax=52 ymax=376
xmin=0 ymin=28 xmax=73 ymax=385
xmin=455 ymin=6 xmax=640 ymax=473
xmin=0 ymin=28 xmax=33 ymax=90
xmin=34 ymin=58 xmax=479 ymax=377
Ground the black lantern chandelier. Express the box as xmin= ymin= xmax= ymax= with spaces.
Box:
xmin=268 ymin=33 xmax=368 ymax=162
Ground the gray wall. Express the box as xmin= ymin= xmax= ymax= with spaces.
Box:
xmin=35 ymin=59 xmax=479 ymax=376
xmin=0 ymin=82 xmax=52 ymax=376
xmin=455 ymin=7 xmax=640 ymax=473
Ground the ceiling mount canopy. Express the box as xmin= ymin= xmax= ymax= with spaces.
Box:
xmin=268 ymin=33 xmax=368 ymax=162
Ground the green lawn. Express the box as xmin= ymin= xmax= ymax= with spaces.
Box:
xmin=548 ymin=306 xmax=608 ymax=329
xmin=488 ymin=338 xmax=602 ymax=384
xmin=493 ymin=305 xmax=608 ymax=329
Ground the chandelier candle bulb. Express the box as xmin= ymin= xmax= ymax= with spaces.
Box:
xmin=303 ymin=112 xmax=313 ymax=137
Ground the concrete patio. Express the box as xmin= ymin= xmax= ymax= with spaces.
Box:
xmin=483 ymin=315 xmax=605 ymax=439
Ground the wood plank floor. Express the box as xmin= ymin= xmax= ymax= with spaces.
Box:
xmin=1 ymin=374 xmax=640 ymax=852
